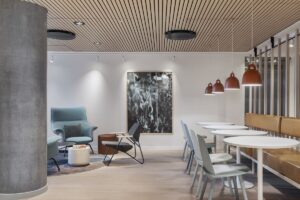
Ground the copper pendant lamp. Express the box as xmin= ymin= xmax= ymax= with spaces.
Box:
xmin=225 ymin=72 xmax=240 ymax=90
xmin=242 ymin=63 xmax=262 ymax=86
xmin=212 ymin=79 xmax=224 ymax=94
xmin=204 ymin=83 xmax=214 ymax=96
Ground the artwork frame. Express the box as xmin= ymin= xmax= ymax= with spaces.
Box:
xmin=126 ymin=71 xmax=173 ymax=134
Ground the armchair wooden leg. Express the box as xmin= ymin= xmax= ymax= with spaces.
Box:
xmin=63 ymin=146 xmax=67 ymax=157
xmin=50 ymin=158 xmax=60 ymax=172
xmin=88 ymin=143 xmax=94 ymax=154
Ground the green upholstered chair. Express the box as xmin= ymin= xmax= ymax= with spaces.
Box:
xmin=51 ymin=107 xmax=97 ymax=155
xmin=47 ymin=135 xmax=61 ymax=171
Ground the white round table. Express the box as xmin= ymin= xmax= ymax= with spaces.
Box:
xmin=202 ymin=125 xmax=248 ymax=151
xmin=68 ymin=146 xmax=90 ymax=166
xmin=203 ymin=125 xmax=248 ymax=130
xmin=211 ymin=130 xmax=268 ymax=189
xmin=196 ymin=121 xmax=234 ymax=126
xmin=224 ymin=136 xmax=300 ymax=200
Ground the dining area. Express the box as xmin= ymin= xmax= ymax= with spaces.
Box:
xmin=181 ymin=113 xmax=300 ymax=200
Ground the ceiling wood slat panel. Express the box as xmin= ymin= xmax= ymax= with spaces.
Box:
xmin=26 ymin=0 xmax=300 ymax=52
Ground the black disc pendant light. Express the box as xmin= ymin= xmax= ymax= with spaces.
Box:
xmin=47 ymin=30 xmax=76 ymax=40
xmin=165 ymin=30 xmax=196 ymax=40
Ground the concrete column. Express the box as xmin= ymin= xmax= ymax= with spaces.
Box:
xmin=0 ymin=0 xmax=48 ymax=199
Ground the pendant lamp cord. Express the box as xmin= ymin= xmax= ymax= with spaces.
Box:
xmin=231 ymin=19 xmax=234 ymax=67
xmin=251 ymin=0 xmax=254 ymax=62
xmin=217 ymin=35 xmax=220 ymax=52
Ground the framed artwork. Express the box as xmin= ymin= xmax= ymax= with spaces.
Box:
xmin=127 ymin=72 xmax=173 ymax=134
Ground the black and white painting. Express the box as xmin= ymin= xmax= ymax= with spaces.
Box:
xmin=127 ymin=72 xmax=173 ymax=134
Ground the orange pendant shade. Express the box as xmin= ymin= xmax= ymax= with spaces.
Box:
xmin=242 ymin=63 xmax=262 ymax=86
xmin=204 ymin=83 xmax=214 ymax=96
xmin=225 ymin=72 xmax=240 ymax=90
xmin=212 ymin=79 xmax=224 ymax=94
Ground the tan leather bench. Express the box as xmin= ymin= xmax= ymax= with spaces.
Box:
xmin=242 ymin=114 xmax=300 ymax=188
xmin=243 ymin=113 xmax=281 ymax=157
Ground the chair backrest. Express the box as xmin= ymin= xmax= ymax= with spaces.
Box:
xmin=189 ymin=130 xmax=202 ymax=162
xmin=197 ymin=134 xmax=214 ymax=174
xmin=182 ymin=122 xmax=194 ymax=150
xmin=180 ymin=120 xmax=187 ymax=139
xmin=128 ymin=122 xmax=142 ymax=142
xmin=51 ymin=107 xmax=90 ymax=136
xmin=180 ymin=120 xmax=187 ymax=140
xmin=51 ymin=107 xmax=87 ymax=122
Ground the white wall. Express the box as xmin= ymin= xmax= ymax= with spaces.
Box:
xmin=47 ymin=52 xmax=246 ymax=149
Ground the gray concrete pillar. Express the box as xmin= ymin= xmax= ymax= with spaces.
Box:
xmin=0 ymin=0 xmax=48 ymax=199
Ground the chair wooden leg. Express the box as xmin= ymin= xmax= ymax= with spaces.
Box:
xmin=200 ymin=176 xmax=208 ymax=200
xmin=190 ymin=164 xmax=199 ymax=192
xmin=186 ymin=150 xmax=192 ymax=172
xmin=50 ymin=158 xmax=60 ymax=172
xmin=196 ymin=167 xmax=204 ymax=199
xmin=63 ymin=146 xmax=67 ymax=157
xmin=182 ymin=142 xmax=187 ymax=160
xmin=88 ymin=143 xmax=94 ymax=154
xmin=238 ymin=176 xmax=248 ymax=200
xmin=188 ymin=151 xmax=194 ymax=175
xmin=208 ymin=179 xmax=215 ymax=200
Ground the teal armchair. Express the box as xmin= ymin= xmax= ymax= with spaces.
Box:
xmin=51 ymin=107 xmax=97 ymax=155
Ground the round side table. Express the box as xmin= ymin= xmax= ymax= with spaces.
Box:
xmin=98 ymin=134 xmax=119 ymax=155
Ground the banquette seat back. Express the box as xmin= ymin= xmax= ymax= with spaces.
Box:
xmin=245 ymin=113 xmax=281 ymax=133
xmin=281 ymin=117 xmax=300 ymax=138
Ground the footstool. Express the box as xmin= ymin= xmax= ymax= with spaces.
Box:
xmin=98 ymin=134 xmax=119 ymax=155
xmin=68 ymin=146 xmax=90 ymax=166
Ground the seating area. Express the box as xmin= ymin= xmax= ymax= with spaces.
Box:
xmin=242 ymin=113 xmax=300 ymax=188
xmin=3 ymin=1 xmax=300 ymax=200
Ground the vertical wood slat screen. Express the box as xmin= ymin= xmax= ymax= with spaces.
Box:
xmin=245 ymin=29 xmax=300 ymax=117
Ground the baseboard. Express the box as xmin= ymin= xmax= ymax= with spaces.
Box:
xmin=0 ymin=185 xmax=47 ymax=200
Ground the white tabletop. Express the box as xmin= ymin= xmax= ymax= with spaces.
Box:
xmin=203 ymin=125 xmax=248 ymax=130
xmin=211 ymin=130 xmax=268 ymax=137
xmin=196 ymin=121 xmax=234 ymax=126
xmin=224 ymin=136 xmax=300 ymax=149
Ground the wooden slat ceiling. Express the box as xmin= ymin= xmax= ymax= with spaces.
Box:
xmin=26 ymin=0 xmax=300 ymax=52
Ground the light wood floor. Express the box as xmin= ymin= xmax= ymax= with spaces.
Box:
xmin=28 ymin=150 xmax=300 ymax=200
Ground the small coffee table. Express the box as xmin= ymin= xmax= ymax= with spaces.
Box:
xmin=68 ymin=146 xmax=90 ymax=166
xmin=98 ymin=134 xmax=119 ymax=155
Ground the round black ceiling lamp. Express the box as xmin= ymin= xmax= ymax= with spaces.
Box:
xmin=47 ymin=29 xmax=76 ymax=40
xmin=165 ymin=30 xmax=196 ymax=40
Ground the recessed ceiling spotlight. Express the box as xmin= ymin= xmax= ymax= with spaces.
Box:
xmin=165 ymin=30 xmax=196 ymax=40
xmin=94 ymin=42 xmax=101 ymax=45
xmin=74 ymin=21 xmax=85 ymax=26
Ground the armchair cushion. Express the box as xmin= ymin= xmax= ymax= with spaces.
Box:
xmin=64 ymin=124 xmax=82 ymax=138
xmin=65 ymin=136 xmax=93 ymax=144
